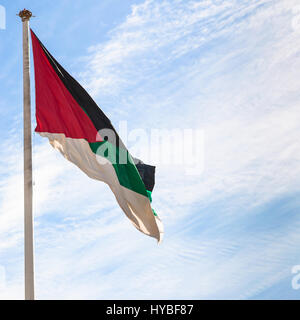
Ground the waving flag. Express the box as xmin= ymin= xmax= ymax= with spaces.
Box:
xmin=30 ymin=30 xmax=163 ymax=242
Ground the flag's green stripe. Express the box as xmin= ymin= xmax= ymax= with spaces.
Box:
xmin=89 ymin=141 xmax=148 ymax=197
xmin=147 ymin=190 xmax=158 ymax=216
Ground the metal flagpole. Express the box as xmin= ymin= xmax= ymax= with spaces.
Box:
xmin=18 ymin=8 xmax=34 ymax=300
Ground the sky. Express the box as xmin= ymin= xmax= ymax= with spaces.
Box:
xmin=0 ymin=0 xmax=300 ymax=300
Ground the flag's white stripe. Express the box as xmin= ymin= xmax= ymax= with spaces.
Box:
xmin=38 ymin=132 xmax=163 ymax=242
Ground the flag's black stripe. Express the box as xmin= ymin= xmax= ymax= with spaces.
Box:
xmin=31 ymin=30 xmax=156 ymax=193
xmin=135 ymin=161 xmax=156 ymax=192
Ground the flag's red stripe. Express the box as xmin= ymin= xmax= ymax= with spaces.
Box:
xmin=31 ymin=30 xmax=101 ymax=143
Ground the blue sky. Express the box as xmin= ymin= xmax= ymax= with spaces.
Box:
xmin=0 ymin=0 xmax=300 ymax=299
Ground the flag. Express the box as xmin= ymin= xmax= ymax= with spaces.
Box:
xmin=30 ymin=30 xmax=163 ymax=242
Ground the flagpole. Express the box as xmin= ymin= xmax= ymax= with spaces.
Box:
xmin=18 ymin=9 xmax=34 ymax=301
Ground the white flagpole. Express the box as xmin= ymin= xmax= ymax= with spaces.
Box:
xmin=18 ymin=9 xmax=34 ymax=300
